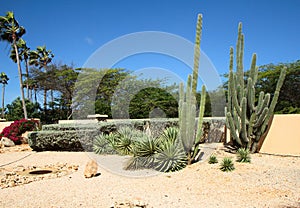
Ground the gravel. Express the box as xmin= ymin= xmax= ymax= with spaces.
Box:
xmin=0 ymin=145 xmax=299 ymax=208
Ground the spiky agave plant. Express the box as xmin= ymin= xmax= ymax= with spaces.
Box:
xmin=125 ymin=134 xmax=159 ymax=170
xmin=236 ymin=148 xmax=251 ymax=163
xmin=154 ymin=139 xmax=187 ymax=172
xmin=208 ymin=154 xmax=218 ymax=164
xmin=220 ymin=157 xmax=235 ymax=172
xmin=157 ymin=127 xmax=179 ymax=144
xmin=114 ymin=127 xmax=141 ymax=155
xmin=93 ymin=133 xmax=117 ymax=155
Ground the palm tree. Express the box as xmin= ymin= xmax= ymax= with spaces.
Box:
xmin=10 ymin=38 xmax=31 ymax=99
xmin=0 ymin=11 xmax=27 ymax=119
xmin=29 ymin=45 xmax=54 ymax=111
xmin=0 ymin=72 xmax=9 ymax=118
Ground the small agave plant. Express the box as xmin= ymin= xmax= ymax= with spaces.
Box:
xmin=220 ymin=157 xmax=235 ymax=172
xmin=236 ymin=148 xmax=251 ymax=163
xmin=208 ymin=154 xmax=218 ymax=164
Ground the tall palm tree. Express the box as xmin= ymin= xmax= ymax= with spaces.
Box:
xmin=0 ymin=72 xmax=9 ymax=118
xmin=0 ymin=11 xmax=27 ymax=119
xmin=10 ymin=38 xmax=31 ymax=99
xmin=29 ymin=45 xmax=54 ymax=111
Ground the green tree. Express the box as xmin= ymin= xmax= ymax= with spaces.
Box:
xmin=0 ymin=11 xmax=27 ymax=118
xmin=29 ymin=45 xmax=54 ymax=111
xmin=6 ymin=97 xmax=40 ymax=121
xmin=129 ymin=87 xmax=178 ymax=119
xmin=256 ymin=61 xmax=300 ymax=114
xmin=0 ymin=72 xmax=9 ymax=118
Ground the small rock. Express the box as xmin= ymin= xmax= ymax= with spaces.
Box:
xmin=0 ymin=137 xmax=15 ymax=147
xmin=84 ymin=159 xmax=98 ymax=178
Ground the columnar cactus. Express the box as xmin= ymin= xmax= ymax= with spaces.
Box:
xmin=226 ymin=23 xmax=286 ymax=152
xmin=179 ymin=14 xmax=206 ymax=165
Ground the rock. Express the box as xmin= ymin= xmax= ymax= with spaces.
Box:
xmin=0 ymin=137 xmax=15 ymax=147
xmin=84 ymin=159 xmax=98 ymax=178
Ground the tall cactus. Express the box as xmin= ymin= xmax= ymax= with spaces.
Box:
xmin=179 ymin=14 xmax=206 ymax=165
xmin=226 ymin=23 xmax=286 ymax=152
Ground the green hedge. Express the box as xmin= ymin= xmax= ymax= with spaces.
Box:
xmin=28 ymin=129 xmax=99 ymax=151
xmin=29 ymin=118 xmax=225 ymax=151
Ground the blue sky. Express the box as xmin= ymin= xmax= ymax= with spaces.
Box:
xmin=0 ymin=0 xmax=299 ymax=105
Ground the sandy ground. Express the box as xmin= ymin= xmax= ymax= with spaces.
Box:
xmin=0 ymin=145 xmax=299 ymax=208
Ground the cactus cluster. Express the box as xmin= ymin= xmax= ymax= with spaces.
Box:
xmin=226 ymin=23 xmax=286 ymax=152
xmin=178 ymin=14 xmax=206 ymax=165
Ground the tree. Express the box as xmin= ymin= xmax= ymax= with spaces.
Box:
xmin=10 ymin=38 xmax=31 ymax=99
xmin=6 ymin=97 xmax=40 ymax=121
xmin=256 ymin=60 xmax=300 ymax=114
xmin=29 ymin=45 xmax=54 ymax=111
xmin=0 ymin=11 xmax=27 ymax=118
xmin=0 ymin=72 xmax=9 ymax=118
xmin=129 ymin=87 xmax=178 ymax=119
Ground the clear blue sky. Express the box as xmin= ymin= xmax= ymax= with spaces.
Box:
xmin=0 ymin=0 xmax=299 ymax=105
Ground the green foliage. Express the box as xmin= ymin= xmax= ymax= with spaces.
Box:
xmin=257 ymin=61 xmax=300 ymax=114
xmin=208 ymin=154 xmax=218 ymax=164
xmin=129 ymin=87 xmax=178 ymax=119
xmin=93 ymin=133 xmax=117 ymax=155
xmin=236 ymin=148 xmax=251 ymax=163
xmin=220 ymin=157 xmax=235 ymax=172
xmin=6 ymin=97 xmax=40 ymax=121
xmin=28 ymin=129 xmax=99 ymax=151
xmin=226 ymin=23 xmax=286 ymax=152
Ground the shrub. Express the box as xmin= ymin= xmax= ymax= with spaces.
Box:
xmin=220 ymin=157 xmax=235 ymax=172
xmin=236 ymin=148 xmax=251 ymax=163
xmin=208 ymin=154 xmax=218 ymax=164
xmin=0 ymin=119 xmax=38 ymax=143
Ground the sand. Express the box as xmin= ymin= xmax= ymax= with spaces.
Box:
xmin=0 ymin=144 xmax=299 ymax=208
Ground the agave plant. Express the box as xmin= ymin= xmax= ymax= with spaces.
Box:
xmin=154 ymin=139 xmax=187 ymax=172
xmin=157 ymin=127 xmax=179 ymax=144
xmin=236 ymin=148 xmax=251 ymax=163
xmin=220 ymin=157 xmax=235 ymax=172
xmin=125 ymin=134 xmax=159 ymax=170
xmin=208 ymin=154 xmax=218 ymax=164
xmin=114 ymin=127 xmax=143 ymax=155
xmin=93 ymin=133 xmax=117 ymax=155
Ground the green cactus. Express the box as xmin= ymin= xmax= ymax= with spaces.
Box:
xmin=226 ymin=23 xmax=286 ymax=152
xmin=178 ymin=14 xmax=206 ymax=165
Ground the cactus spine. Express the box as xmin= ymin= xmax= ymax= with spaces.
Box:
xmin=179 ymin=14 xmax=206 ymax=165
xmin=226 ymin=23 xmax=286 ymax=152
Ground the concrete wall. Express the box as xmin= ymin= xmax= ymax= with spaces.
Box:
xmin=259 ymin=114 xmax=300 ymax=156
xmin=0 ymin=121 xmax=13 ymax=133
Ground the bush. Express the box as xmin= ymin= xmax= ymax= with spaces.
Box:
xmin=28 ymin=129 xmax=99 ymax=151
xmin=0 ymin=119 xmax=38 ymax=143
xmin=220 ymin=157 xmax=235 ymax=172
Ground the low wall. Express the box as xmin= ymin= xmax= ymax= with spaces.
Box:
xmin=0 ymin=121 xmax=13 ymax=133
xmin=259 ymin=114 xmax=300 ymax=156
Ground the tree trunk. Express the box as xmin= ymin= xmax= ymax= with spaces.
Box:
xmin=44 ymin=89 xmax=47 ymax=111
xmin=13 ymin=43 xmax=28 ymax=119
xmin=1 ymin=84 xmax=5 ymax=119
xmin=25 ymin=59 xmax=29 ymax=99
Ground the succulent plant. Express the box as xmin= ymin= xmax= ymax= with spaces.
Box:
xmin=236 ymin=148 xmax=251 ymax=163
xmin=220 ymin=157 xmax=235 ymax=172
xmin=208 ymin=154 xmax=218 ymax=164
